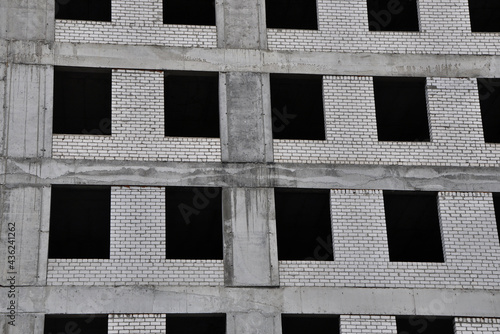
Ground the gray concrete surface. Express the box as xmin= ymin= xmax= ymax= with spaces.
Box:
xmin=223 ymin=188 xmax=278 ymax=286
xmin=2 ymin=158 xmax=500 ymax=192
xmin=2 ymin=0 xmax=500 ymax=332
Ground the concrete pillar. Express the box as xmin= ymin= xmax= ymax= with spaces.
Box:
xmin=0 ymin=313 xmax=44 ymax=334
xmin=223 ymin=188 xmax=279 ymax=287
xmin=220 ymin=72 xmax=273 ymax=163
xmin=0 ymin=2 xmax=54 ymax=333
xmin=227 ymin=312 xmax=281 ymax=334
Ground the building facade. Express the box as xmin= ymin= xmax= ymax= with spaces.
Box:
xmin=1 ymin=0 xmax=500 ymax=333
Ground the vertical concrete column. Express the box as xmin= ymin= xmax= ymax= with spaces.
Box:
xmin=227 ymin=312 xmax=281 ymax=334
xmin=0 ymin=313 xmax=44 ymax=334
xmin=0 ymin=186 xmax=50 ymax=286
xmin=220 ymin=72 xmax=273 ymax=162
xmin=223 ymin=188 xmax=279 ymax=287
xmin=218 ymin=0 xmax=279 ymax=295
xmin=0 ymin=2 xmax=55 ymax=333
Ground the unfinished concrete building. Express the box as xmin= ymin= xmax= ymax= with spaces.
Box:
xmin=1 ymin=0 xmax=500 ymax=333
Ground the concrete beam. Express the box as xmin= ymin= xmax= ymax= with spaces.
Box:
xmin=2 ymin=41 xmax=500 ymax=78
xmin=3 ymin=158 xmax=500 ymax=193
xmin=3 ymin=286 xmax=500 ymax=317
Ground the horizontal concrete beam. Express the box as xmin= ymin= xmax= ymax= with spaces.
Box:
xmin=3 ymin=286 xmax=500 ymax=317
xmin=2 ymin=158 xmax=500 ymax=192
xmin=1 ymin=40 xmax=500 ymax=78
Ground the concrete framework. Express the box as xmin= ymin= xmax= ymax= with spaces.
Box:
xmin=1 ymin=0 xmax=500 ymax=333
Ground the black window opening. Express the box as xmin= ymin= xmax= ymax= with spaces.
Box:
xmin=166 ymin=314 xmax=226 ymax=334
xmin=281 ymin=315 xmax=340 ymax=334
xmin=275 ymin=188 xmax=332 ymax=261
xmin=49 ymin=186 xmax=111 ymax=259
xmin=367 ymin=0 xmax=419 ymax=31
xmin=493 ymin=193 xmax=500 ymax=243
xmin=469 ymin=0 xmax=500 ymax=32
xmin=164 ymin=71 xmax=220 ymax=138
xmin=373 ymin=76 xmax=429 ymax=142
xmin=55 ymin=0 xmax=111 ymax=21
xmin=396 ymin=316 xmax=454 ymax=334
xmin=166 ymin=187 xmax=223 ymax=260
xmin=53 ymin=67 xmax=112 ymax=135
xmin=163 ymin=0 xmax=216 ymax=25
xmin=270 ymin=74 xmax=325 ymax=140
xmin=383 ymin=191 xmax=444 ymax=262
xmin=477 ymin=78 xmax=500 ymax=143
xmin=44 ymin=315 xmax=108 ymax=334
xmin=265 ymin=0 xmax=318 ymax=30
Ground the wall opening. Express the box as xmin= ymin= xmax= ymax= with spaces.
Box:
xmin=275 ymin=188 xmax=332 ymax=261
xmin=164 ymin=71 xmax=220 ymax=138
xmin=396 ymin=316 xmax=454 ymax=334
xmin=383 ymin=191 xmax=444 ymax=262
xmin=166 ymin=314 xmax=226 ymax=334
xmin=265 ymin=0 xmax=318 ymax=30
xmin=281 ymin=315 xmax=340 ymax=334
xmin=49 ymin=186 xmax=111 ymax=259
xmin=469 ymin=0 xmax=500 ymax=32
xmin=367 ymin=0 xmax=419 ymax=31
xmin=270 ymin=74 xmax=325 ymax=140
xmin=163 ymin=0 xmax=216 ymax=25
xmin=166 ymin=187 xmax=223 ymax=260
xmin=494 ymin=193 xmax=500 ymax=243
xmin=53 ymin=67 xmax=112 ymax=135
xmin=55 ymin=0 xmax=111 ymax=21
xmin=44 ymin=315 xmax=108 ymax=334
xmin=477 ymin=78 xmax=500 ymax=143
xmin=374 ymin=77 xmax=429 ymax=142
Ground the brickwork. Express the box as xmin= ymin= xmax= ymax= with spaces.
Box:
xmin=52 ymin=69 xmax=221 ymax=162
xmin=47 ymin=186 xmax=224 ymax=286
xmin=274 ymin=76 xmax=500 ymax=167
xmin=55 ymin=0 xmax=216 ymax=47
xmin=340 ymin=315 xmax=397 ymax=334
xmin=279 ymin=190 xmax=500 ymax=288
xmin=108 ymin=314 xmax=166 ymax=334
xmin=268 ymin=0 xmax=500 ymax=55
xmin=455 ymin=317 xmax=500 ymax=334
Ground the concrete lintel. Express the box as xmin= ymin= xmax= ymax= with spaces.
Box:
xmin=3 ymin=41 xmax=500 ymax=78
xmin=3 ymin=158 xmax=500 ymax=193
xmin=5 ymin=286 xmax=500 ymax=317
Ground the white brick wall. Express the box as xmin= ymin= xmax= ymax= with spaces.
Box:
xmin=52 ymin=69 xmax=221 ymax=162
xmin=108 ymin=314 xmax=166 ymax=334
xmin=47 ymin=186 xmax=224 ymax=286
xmin=55 ymin=0 xmax=216 ymax=47
xmin=340 ymin=315 xmax=397 ymax=334
xmin=274 ymin=76 xmax=500 ymax=167
xmin=455 ymin=317 xmax=500 ymax=334
xmin=279 ymin=190 xmax=500 ymax=288
xmin=268 ymin=0 xmax=500 ymax=55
